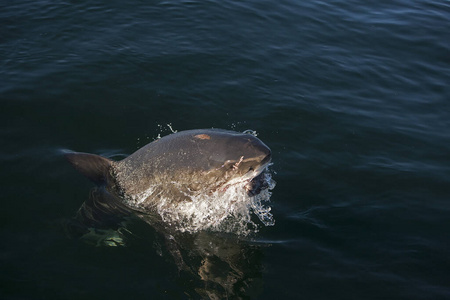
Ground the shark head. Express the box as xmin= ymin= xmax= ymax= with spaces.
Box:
xmin=197 ymin=130 xmax=272 ymax=192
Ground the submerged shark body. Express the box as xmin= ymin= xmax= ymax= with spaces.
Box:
xmin=66 ymin=129 xmax=274 ymax=233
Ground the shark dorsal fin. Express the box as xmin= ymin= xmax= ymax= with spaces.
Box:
xmin=65 ymin=152 xmax=113 ymax=185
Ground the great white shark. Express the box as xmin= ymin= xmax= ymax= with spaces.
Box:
xmin=65 ymin=129 xmax=274 ymax=232
xmin=64 ymin=128 xmax=275 ymax=297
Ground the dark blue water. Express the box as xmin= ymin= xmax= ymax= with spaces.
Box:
xmin=1 ymin=0 xmax=449 ymax=299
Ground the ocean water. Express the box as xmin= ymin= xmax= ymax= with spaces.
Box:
xmin=1 ymin=0 xmax=449 ymax=299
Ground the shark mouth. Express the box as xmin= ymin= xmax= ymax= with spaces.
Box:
xmin=218 ymin=162 xmax=272 ymax=195
xmin=245 ymin=172 xmax=270 ymax=196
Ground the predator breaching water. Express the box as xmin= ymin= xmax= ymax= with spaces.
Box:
xmin=66 ymin=129 xmax=276 ymax=235
xmin=65 ymin=128 xmax=276 ymax=298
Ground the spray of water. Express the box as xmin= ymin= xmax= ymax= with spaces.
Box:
xmin=154 ymin=171 xmax=276 ymax=236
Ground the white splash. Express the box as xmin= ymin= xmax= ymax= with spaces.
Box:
xmin=243 ymin=129 xmax=258 ymax=137
xmin=155 ymin=171 xmax=276 ymax=236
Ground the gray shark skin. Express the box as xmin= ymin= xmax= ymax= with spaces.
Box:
xmin=66 ymin=129 xmax=272 ymax=214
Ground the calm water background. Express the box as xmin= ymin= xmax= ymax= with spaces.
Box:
xmin=1 ymin=0 xmax=449 ymax=299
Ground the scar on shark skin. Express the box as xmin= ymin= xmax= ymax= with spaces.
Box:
xmin=194 ymin=134 xmax=211 ymax=140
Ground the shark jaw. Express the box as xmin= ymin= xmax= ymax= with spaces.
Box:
xmin=218 ymin=160 xmax=272 ymax=195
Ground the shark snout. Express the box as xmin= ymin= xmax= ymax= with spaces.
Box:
xmin=252 ymin=140 xmax=271 ymax=166
xmin=261 ymin=150 xmax=271 ymax=166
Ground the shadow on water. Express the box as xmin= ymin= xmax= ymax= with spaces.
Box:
xmin=63 ymin=187 xmax=265 ymax=299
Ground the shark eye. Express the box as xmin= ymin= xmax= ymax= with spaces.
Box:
xmin=248 ymin=167 xmax=254 ymax=172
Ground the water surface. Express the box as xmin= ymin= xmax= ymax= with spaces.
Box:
xmin=1 ymin=0 xmax=449 ymax=299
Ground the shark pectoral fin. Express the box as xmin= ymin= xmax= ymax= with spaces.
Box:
xmin=65 ymin=152 xmax=113 ymax=185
